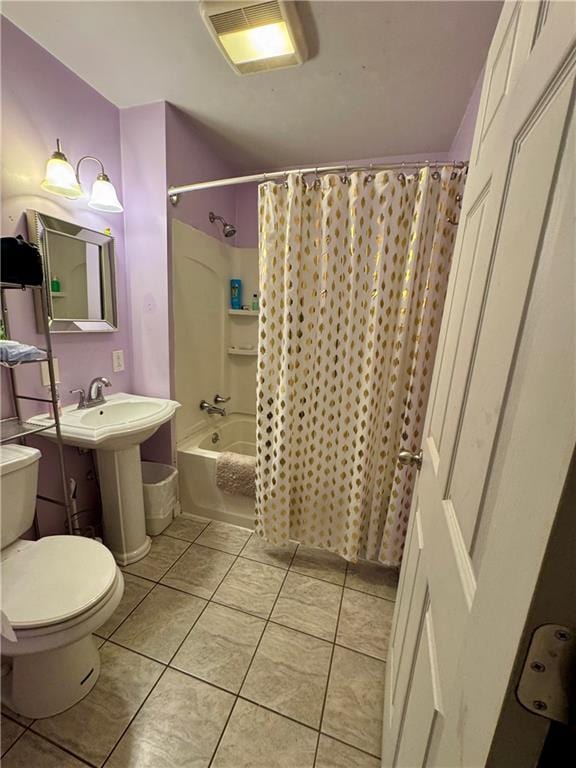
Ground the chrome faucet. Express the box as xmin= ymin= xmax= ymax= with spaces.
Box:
xmin=200 ymin=400 xmax=226 ymax=416
xmin=87 ymin=377 xmax=111 ymax=407
xmin=70 ymin=388 xmax=87 ymax=410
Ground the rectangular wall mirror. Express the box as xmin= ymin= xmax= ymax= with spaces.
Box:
xmin=27 ymin=210 xmax=117 ymax=333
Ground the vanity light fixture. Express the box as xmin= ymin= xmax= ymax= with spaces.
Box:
xmin=200 ymin=0 xmax=307 ymax=75
xmin=41 ymin=139 xmax=124 ymax=213
xmin=40 ymin=139 xmax=83 ymax=199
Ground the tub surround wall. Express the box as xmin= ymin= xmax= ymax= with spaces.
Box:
xmin=172 ymin=221 xmax=258 ymax=445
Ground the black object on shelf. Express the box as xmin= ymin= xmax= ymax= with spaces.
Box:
xmin=1 ymin=236 xmax=43 ymax=287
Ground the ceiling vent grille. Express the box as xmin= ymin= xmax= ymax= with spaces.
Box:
xmin=200 ymin=1 xmax=307 ymax=75
xmin=210 ymin=2 xmax=283 ymax=36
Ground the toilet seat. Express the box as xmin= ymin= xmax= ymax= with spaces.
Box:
xmin=2 ymin=535 xmax=117 ymax=630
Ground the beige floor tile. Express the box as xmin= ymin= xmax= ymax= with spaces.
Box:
xmin=32 ymin=643 xmax=163 ymax=766
xmin=95 ymin=572 xmax=154 ymax=638
xmin=1 ymin=715 xmax=24 ymax=757
xmin=195 ymin=520 xmax=252 ymax=555
xmin=107 ymin=668 xmax=234 ymax=768
xmin=213 ymin=558 xmax=285 ymax=618
xmin=161 ymin=544 xmax=236 ymax=599
xmin=240 ymin=534 xmax=297 ymax=569
xmin=211 ymin=698 xmax=317 ymax=768
xmin=122 ymin=535 xmax=189 ymax=581
xmin=2 ymin=731 xmax=85 ymax=767
xmin=316 ymin=735 xmax=380 ymax=768
xmin=345 ymin=560 xmax=398 ymax=600
xmin=322 ymin=646 xmax=385 ymax=757
xmin=337 ymin=588 xmax=394 ymax=660
xmin=240 ymin=623 xmax=332 ymax=727
xmin=164 ymin=515 xmax=210 ymax=542
xmin=111 ymin=584 xmax=206 ymax=662
xmin=0 ymin=706 xmax=31 ymax=728
xmin=290 ymin=545 xmax=347 ymax=585
xmin=171 ymin=602 xmax=265 ymax=692
xmin=271 ymin=571 xmax=342 ymax=640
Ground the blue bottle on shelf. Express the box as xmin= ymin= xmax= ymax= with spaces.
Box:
xmin=230 ymin=279 xmax=242 ymax=309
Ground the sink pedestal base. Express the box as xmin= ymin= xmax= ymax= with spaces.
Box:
xmin=96 ymin=446 xmax=151 ymax=565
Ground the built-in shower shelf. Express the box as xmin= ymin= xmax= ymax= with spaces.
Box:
xmin=228 ymin=309 xmax=258 ymax=317
xmin=227 ymin=347 xmax=257 ymax=356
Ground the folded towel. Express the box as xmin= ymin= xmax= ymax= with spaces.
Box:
xmin=216 ymin=451 xmax=256 ymax=498
xmin=0 ymin=340 xmax=47 ymax=365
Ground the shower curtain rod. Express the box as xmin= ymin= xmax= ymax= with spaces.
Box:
xmin=167 ymin=160 xmax=468 ymax=203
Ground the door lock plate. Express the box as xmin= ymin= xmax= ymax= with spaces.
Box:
xmin=517 ymin=623 xmax=575 ymax=725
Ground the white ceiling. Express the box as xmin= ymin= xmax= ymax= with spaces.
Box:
xmin=3 ymin=1 xmax=501 ymax=172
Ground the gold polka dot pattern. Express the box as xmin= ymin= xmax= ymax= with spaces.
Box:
xmin=254 ymin=168 xmax=466 ymax=566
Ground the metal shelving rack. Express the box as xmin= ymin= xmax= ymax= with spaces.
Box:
xmin=1 ymin=280 xmax=74 ymax=535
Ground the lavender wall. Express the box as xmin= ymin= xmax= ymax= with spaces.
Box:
xmin=120 ymin=102 xmax=169 ymax=398
xmin=1 ymin=19 xmax=131 ymax=400
xmin=164 ymin=104 xmax=241 ymax=390
xmin=448 ymin=69 xmax=484 ymax=159
xmin=165 ymin=105 xmax=238 ymax=239
xmin=1 ymin=18 xmax=132 ymax=535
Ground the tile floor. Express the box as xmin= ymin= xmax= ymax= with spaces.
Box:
xmin=1 ymin=516 xmax=398 ymax=768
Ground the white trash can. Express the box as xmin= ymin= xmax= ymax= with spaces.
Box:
xmin=141 ymin=462 xmax=179 ymax=536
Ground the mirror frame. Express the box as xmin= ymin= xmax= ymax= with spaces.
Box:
xmin=27 ymin=209 xmax=118 ymax=333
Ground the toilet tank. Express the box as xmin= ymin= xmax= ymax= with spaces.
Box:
xmin=0 ymin=445 xmax=41 ymax=549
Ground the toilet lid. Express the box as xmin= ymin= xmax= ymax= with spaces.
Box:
xmin=2 ymin=536 xmax=117 ymax=629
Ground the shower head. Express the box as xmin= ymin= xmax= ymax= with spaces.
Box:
xmin=209 ymin=211 xmax=237 ymax=238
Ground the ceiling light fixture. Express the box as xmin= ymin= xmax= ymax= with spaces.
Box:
xmin=41 ymin=139 xmax=124 ymax=213
xmin=200 ymin=1 xmax=307 ymax=75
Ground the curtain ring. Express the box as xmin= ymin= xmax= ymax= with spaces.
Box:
xmin=365 ymin=163 xmax=375 ymax=183
xmin=313 ymin=168 xmax=321 ymax=191
xmin=431 ymin=170 xmax=441 ymax=181
xmin=447 ymin=194 xmax=462 ymax=225
xmin=283 ymin=173 xmax=289 ymax=189
xmin=398 ymin=172 xmax=406 ymax=184
xmin=340 ymin=166 xmax=350 ymax=185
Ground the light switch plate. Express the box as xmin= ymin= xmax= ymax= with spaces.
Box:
xmin=40 ymin=358 xmax=60 ymax=386
xmin=112 ymin=350 xmax=124 ymax=372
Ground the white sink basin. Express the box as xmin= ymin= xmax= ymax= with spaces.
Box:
xmin=30 ymin=393 xmax=180 ymax=566
xmin=31 ymin=393 xmax=180 ymax=451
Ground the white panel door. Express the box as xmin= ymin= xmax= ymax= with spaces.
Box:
xmin=382 ymin=2 xmax=576 ymax=766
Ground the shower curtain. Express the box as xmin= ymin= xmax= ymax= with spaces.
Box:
xmin=255 ymin=167 xmax=466 ymax=566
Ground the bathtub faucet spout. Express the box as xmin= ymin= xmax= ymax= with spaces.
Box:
xmin=200 ymin=400 xmax=226 ymax=416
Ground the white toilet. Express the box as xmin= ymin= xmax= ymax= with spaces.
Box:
xmin=0 ymin=444 xmax=124 ymax=719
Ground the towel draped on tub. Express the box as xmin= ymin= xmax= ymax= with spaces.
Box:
xmin=216 ymin=451 xmax=256 ymax=498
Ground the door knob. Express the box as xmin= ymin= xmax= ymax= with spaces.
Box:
xmin=398 ymin=449 xmax=423 ymax=471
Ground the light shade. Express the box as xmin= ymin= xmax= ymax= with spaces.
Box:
xmin=88 ymin=175 xmax=123 ymax=213
xmin=219 ymin=21 xmax=295 ymax=65
xmin=41 ymin=156 xmax=83 ymax=199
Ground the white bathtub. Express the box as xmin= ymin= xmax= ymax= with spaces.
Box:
xmin=177 ymin=414 xmax=256 ymax=528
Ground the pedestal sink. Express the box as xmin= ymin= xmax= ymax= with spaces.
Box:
xmin=30 ymin=393 xmax=180 ymax=565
